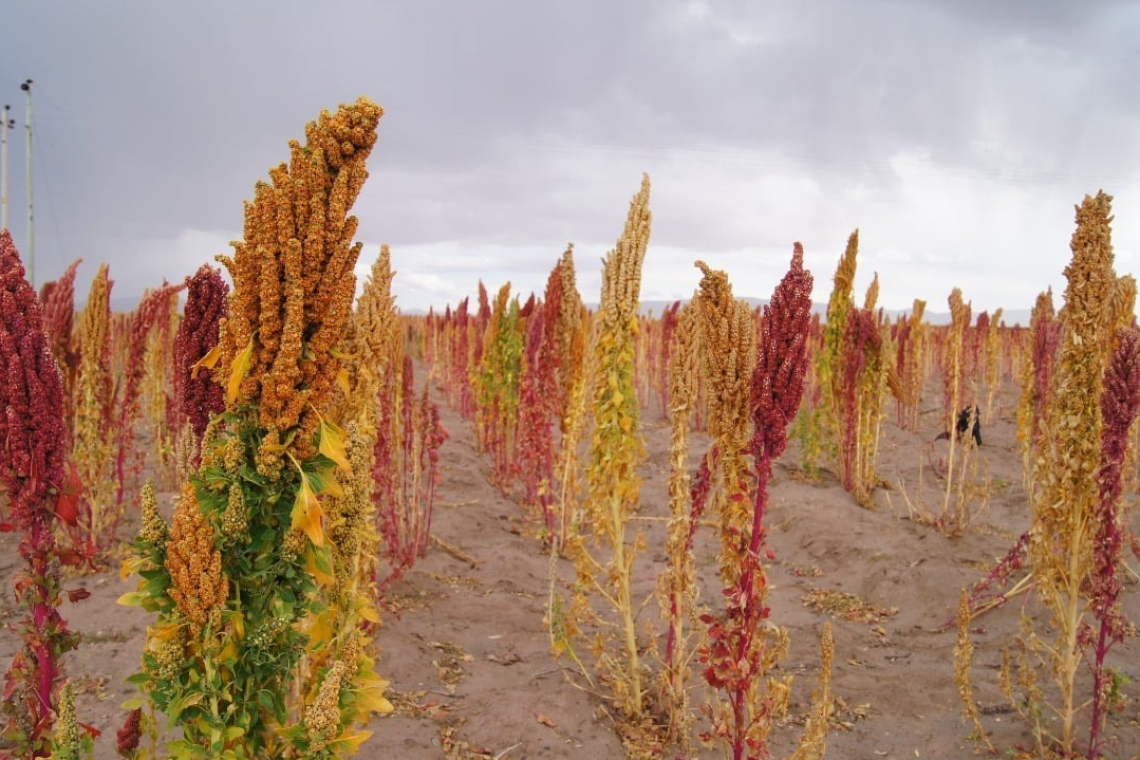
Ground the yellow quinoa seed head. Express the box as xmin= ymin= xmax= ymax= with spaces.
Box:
xmin=304 ymin=660 xmax=349 ymax=747
xmin=165 ymin=482 xmax=228 ymax=638
xmin=220 ymin=97 xmax=383 ymax=474
xmin=140 ymin=481 xmax=168 ymax=546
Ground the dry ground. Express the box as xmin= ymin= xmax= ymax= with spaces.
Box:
xmin=2 ymin=376 xmax=1138 ymax=759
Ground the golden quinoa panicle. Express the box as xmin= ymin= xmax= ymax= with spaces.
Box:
xmin=216 ymin=97 xmax=383 ymax=478
xmin=165 ymin=482 xmax=228 ymax=639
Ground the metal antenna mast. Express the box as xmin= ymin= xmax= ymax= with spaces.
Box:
xmin=1 ymin=104 xmax=12 ymax=232
xmin=21 ymin=79 xmax=34 ymax=287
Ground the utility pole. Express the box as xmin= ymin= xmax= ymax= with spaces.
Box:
xmin=1 ymin=104 xmax=12 ymax=231
xmin=21 ymin=79 xmax=34 ymax=287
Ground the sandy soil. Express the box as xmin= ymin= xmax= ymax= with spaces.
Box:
xmin=2 ymin=375 xmax=1138 ymax=759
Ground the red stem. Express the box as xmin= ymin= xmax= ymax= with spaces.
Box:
xmin=29 ymin=512 xmax=58 ymax=732
xmin=1087 ymin=621 xmax=1110 ymax=760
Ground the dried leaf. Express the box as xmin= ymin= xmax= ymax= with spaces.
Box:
xmin=291 ymin=470 xmax=325 ymax=547
xmin=191 ymin=341 xmax=222 ymax=379
xmin=317 ymin=412 xmax=351 ymax=472
xmin=227 ymin=337 xmax=254 ymax=405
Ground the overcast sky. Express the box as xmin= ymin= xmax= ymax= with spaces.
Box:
xmin=2 ymin=1 xmax=1138 ymax=319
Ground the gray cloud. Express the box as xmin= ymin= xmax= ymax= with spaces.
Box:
xmin=1 ymin=0 xmax=1137 ymax=311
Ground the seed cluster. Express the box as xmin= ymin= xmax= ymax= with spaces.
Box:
xmin=0 ymin=230 xmax=67 ymax=520
xmin=695 ymin=261 xmax=754 ymax=451
xmin=304 ymin=660 xmax=348 ymax=750
xmin=165 ymin=483 xmax=228 ymax=638
xmin=139 ymin=482 xmax=168 ymax=547
xmin=597 ymin=175 xmax=650 ymax=333
xmin=174 ymin=265 xmax=229 ymax=442
xmin=217 ymin=97 xmax=383 ymax=479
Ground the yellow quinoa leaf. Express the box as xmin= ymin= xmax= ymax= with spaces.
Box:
xmin=358 ymin=600 xmax=380 ymax=624
xmin=225 ymin=609 xmax=245 ymax=640
xmin=120 ymin=555 xmax=147 ymax=580
xmin=291 ymin=471 xmax=325 ymax=547
xmin=148 ymin=622 xmax=183 ymax=642
xmin=219 ymin=633 xmax=240 ymax=662
xmin=227 ymin=337 xmax=255 ymax=405
xmin=307 ymin=464 xmax=344 ymax=499
xmin=304 ymin=544 xmax=336 ymax=586
xmin=317 ymin=414 xmax=352 ymax=472
xmin=168 ymin=691 xmax=205 ymax=720
xmin=117 ymin=591 xmax=148 ymax=607
xmin=191 ymin=342 xmax=222 ymax=379
xmin=353 ymin=673 xmax=394 ymax=715
xmin=336 ymin=367 xmax=351 ymax=398
xmin=333 ymin=729 xmax=374 ymax=754
xmin=305 ymin=610 xmax=336 ymax=646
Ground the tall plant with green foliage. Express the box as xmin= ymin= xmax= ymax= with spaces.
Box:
xmin=564 ymin=175 xmax=652 ymax=732
xmin=121 ymin=97 xmax=391 ymax=759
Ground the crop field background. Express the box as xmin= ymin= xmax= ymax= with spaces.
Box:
xmin=0 ymin=98 xmax=1137 ymax=760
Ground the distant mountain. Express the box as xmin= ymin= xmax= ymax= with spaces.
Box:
xmin=636 ymin=298 xmax=1032 ymax=327
xmin=110 ymin=295 xmax=144 ymax=314
xmin=107 ymin=293 xmax=1031 ymax=327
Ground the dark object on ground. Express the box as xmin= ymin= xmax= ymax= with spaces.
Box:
xmin=935 ymin=405 xmax=982 ymax=446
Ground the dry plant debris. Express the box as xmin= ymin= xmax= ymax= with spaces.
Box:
xmin=802 ymin=587 xmax=898 ymax=624
xmin=432 ymin=640 xmax=475 ymax=687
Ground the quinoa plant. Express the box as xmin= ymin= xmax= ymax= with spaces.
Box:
xmin=1085 ymin=324 xmax=1140 ymax=759
xmin=938 ymin=288 xmax=977 ymax=534
xmin=957 ymin=191 xmax=1139 ymax=758
xmin=654 ymin=297 xmax=703 ymax=748
xmin=173 ymin=265 xmax=229 ymax=474
xmin=452 ymin=298 xmax=476 ymax=418
xmin=0 ymin=231 xmax=89 ymax=758
xmin=698 ymin=244 xmax=833 ymax=760
xmin=563 ymin=174 xmax=652 ymax=727
xmin=473 ymin=284 xmax=523 ymax=493
xmin=547 ymin=264 xmax=594 ymax=557
xmin=789 ymin=314 xmax=825 ymax=479
xmin=554 ymin=245 xmax=587 ymax=438
xmin=982 ymin=308 xmax=1003 ymax=424
xmin=892 ymin=299 xmax=926 ymax=431
xmin=654 ymin=300 xmax=681 ymax=419
xmin=837 ymin=304 xmax=889 ymax=507
xmin=69 ymin=264 xmax=116 ymax=559
xmin=330 ymin=246 xmax=396 ymax=596
xmin=122 ymin=97 xmax=391 ymax=759
xmin=140 ymin=287 xmax=183 ymax=489
xmin=1015 ymin=288 xmax=1059 ymax=498
xmin=113 ymin=282 xmax=186 ymax=515
xmin=39 ymin=258 xmax=82 ymax=429
xmin=1027 ymin=194 xmax=1137 ymax=753
xmin=817 ymin=231 xmax=858 ymax=470
xmin=375 ymin=359 xmax=447 ymax=589
xmin=941 ymin=289 xmax=972 ymax=432
xmin=517 ymin=264 xmax=562 ymax=540
xmin=693 ymin=261 xmax=756 ymax=558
